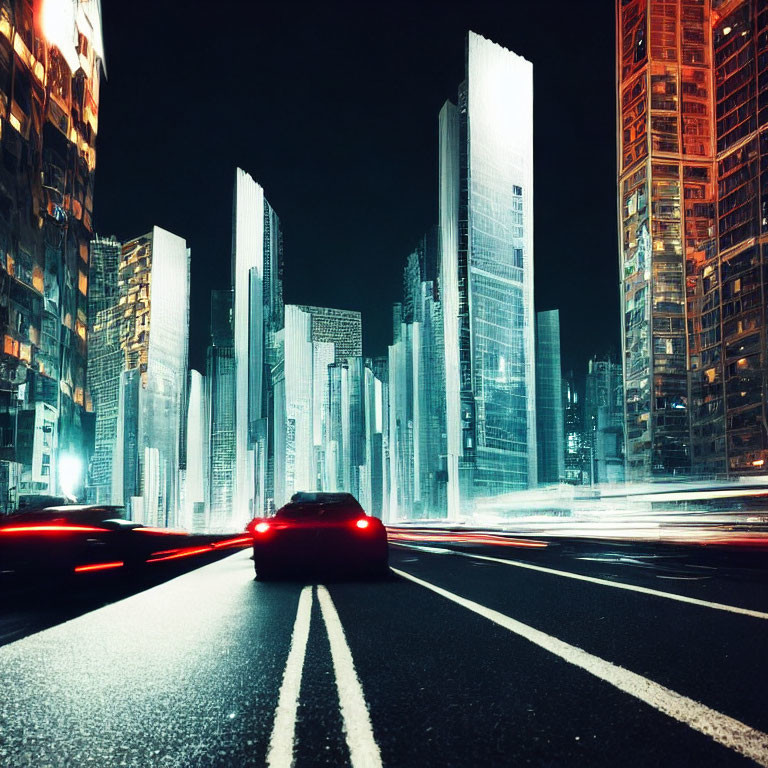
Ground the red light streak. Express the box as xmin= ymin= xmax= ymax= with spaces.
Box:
xmin=135 ymin=526 xmax=190 ymax=535
xmin=211 ymin=536 xmax=252 ymax=548
xmin=74 ymin=561 xmax=124 ymax=573
xmin=148 ymin=546 xmax=214 ymax=563
xmin=254 ymin=522 xmax=270 ymax=534
xmin=0 ymin=524 xmax=109 ymax=534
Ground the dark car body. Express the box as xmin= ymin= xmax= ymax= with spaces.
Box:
xmin=0 ymin=505 xmax=137 ymax=580
xmin=0 ymin=505 xmax=210 ymax=580
xmin=248 ymin=492 xmax=389 ymax=579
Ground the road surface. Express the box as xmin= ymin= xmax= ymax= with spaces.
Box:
xmin=0 ymin=540 xmax=767 ymax=767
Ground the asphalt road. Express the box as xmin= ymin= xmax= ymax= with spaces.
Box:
xmin=0 ymin=539 xmax=767 ymax=767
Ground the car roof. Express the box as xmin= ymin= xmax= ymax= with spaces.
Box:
xmin=289 ymin=492 xmax=359 ymax=505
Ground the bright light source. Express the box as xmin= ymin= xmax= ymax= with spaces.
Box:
xmin=752 ymin=459 xmax=765 ymax=467
xmin=58 ymin=453 xmax=83 ymax=502
xmin=722 ymin=26 xmax=732 ymax=35
xmin=40 ymin=0 xmax=73 ymax=45
xmin=355 ymin=518 xmax=370 ymax=529
xmin=254 ymin=522 xmax=270 ymax=534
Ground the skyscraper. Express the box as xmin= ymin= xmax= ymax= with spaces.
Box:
xmin=702 ymin=1 xmax=767 ymax=475
xmin=563 ymin=373 xmax=588 ymax=485
xmin=206 ymin=289 xmax=236 ymax=531
xmin=272 ymin=303 xmax=365 ymax=507
xmin=617 ymin=0 xmax=715 ymax=479
xmin=536 ymin=310 xmax=564 ymax=484
xmin=231 ymin=168 xmax=283 ymax=524
xmin=617 ymin=0 xmax=768 ymax=479
xmin=111 ymin=227 xmax=190 ymax=527
xmin=296 ymin=305 xmax=363 ymax=360
xmin=585 ymin=356 xmax=625 ymax=485
xmin=87 ymin=235 xmax=121 ymax=503
xmin=440 ymin=31 xmax=537 ymax=517
xmin=0 ymin=2 xmax=104 ymax=508
xmin=387 ymin=233 xmax=447 ymax=520
xmin=182 ymin=369 xmax=208 ymax=532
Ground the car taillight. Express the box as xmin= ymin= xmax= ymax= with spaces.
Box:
xmin=254 ymin=522 xmax=270 ymax=534
xmin=355 ymin=518 xmax=370 ymax=529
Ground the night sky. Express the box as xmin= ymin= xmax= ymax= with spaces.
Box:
xmin=94 ymin=1 xmax=619 ymax=378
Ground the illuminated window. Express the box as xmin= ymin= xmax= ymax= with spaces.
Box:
xmin=3 ymin=335 xmax=18 ymax=357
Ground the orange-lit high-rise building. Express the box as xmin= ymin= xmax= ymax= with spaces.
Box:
xmin=616 ymin=0 xmax=767 ymax=479
xmin=0 ymin=1 xmax=104 ymax=507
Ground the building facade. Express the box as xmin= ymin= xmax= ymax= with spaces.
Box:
xmin=440 ymin=31 xmax=537 ymax=517
xmin=617 ymin=0 xmax=768 ymax=479
xmin=272 ymin=303 xmax=369 ymax=508
xmin=87 ymin=234 xmax=120 ymax=502
xmin=387 ymin=233 xmax=447 ymax=519
xmin=563 ymin=373 xmax=590 ymax=485
xmin=585 ymin=356 xmax=625 ymax=484
xmin=535 ymin=310 xmax=565 ymax=484
xmin=109 ymin=227 xmax=190 ymax=526
xmin=0 ymin=2 xmax=104 ymax=509
xmin=206 ymin=289 xmax=236 ymax=531
xmin=231 ymin=168 xmax=283 ymax=524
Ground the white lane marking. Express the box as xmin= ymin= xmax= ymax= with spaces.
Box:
xmin=266 ymin=586 xmax=313 ymax=768
xmin=317 ymin=585 xmax=383 ymax=768
xmin=394 ymin=543 xmax=768 ymax=620
xmin=392 ymin=567 xmax=768 ymax=768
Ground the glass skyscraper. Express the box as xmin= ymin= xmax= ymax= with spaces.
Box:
xmin=0 ymin=2 xmax=104 ymax=507
xmin=535 ymin=310 xmax=564 ymax=485
xmin=585 ymin=356 xmax=625 ymax=485
xmin=96 ymin=227 xmax=191 ymax=527
xmin=617 ymin=0 xmax=768 ymax=479
xmin=231 ymin=168 xmax=284 ymax=524
xmin=87 ymin=235 xmax=121 ymax=503
xmin=273 ymin=304 xmax=365 ymax=507
xmin=206 ymin=290 xmax=236 ymax=531
xmin=440 ymin=31 xmax=537 ymax=517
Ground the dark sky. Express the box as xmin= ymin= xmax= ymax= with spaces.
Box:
xmin=94 ymin=0 xmax=619 ymax=376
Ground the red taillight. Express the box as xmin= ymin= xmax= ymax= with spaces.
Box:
xmin=355 ymin=518 xmax=370 ymax=529
xmin=255 ymin=522 xmax=270 ymax=534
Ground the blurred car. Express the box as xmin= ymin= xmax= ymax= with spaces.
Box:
xmin=247 ymin=492 xmax=389 ymax=579
xmin=0 ymin=505 xmax=206 ymax=580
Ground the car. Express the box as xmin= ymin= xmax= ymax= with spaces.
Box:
xmin=247 ymin=492 xmax=389 ymax=580
xmin=0 ymin=505 xmax=214 ymax=580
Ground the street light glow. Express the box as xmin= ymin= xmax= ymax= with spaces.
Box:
xmin=58 ymin=453 xmax=83 ymax=502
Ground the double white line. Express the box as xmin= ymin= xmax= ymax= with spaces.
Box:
xmin=267 ymin=585 xmax=382 ymax=768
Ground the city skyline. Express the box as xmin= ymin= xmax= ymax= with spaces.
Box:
xmin=93 ymin=1 xmax=619 ymax=378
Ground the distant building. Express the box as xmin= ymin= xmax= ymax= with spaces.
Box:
xmin=440 ymin=32 xmax=537 ymax=517
xmin=536 ymin=310 xmax=564 ymax=484
xmin=182 ymin=369 xmax=208 ymax=531
xmin=231 ymin=168 xmax=283 ymax=524
xmin=563 ymin=374 xmax=588 ymax=485
xmin=206 ymin=290 xmax=236 ymax=531
xmin=296 ymin=305 xmax=362 ymax=360
xmin=584 ymin=356 xmax=625 ymax=484
xmin=101 ymin=227 xmax=191 ymax=527
xmin=388 ymin=233 xmax=447 ymax=520
xmin=87 ymin=235 xmax=121 ymax=503
xmin=273 ymin=304 xmax=368 ymax=508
